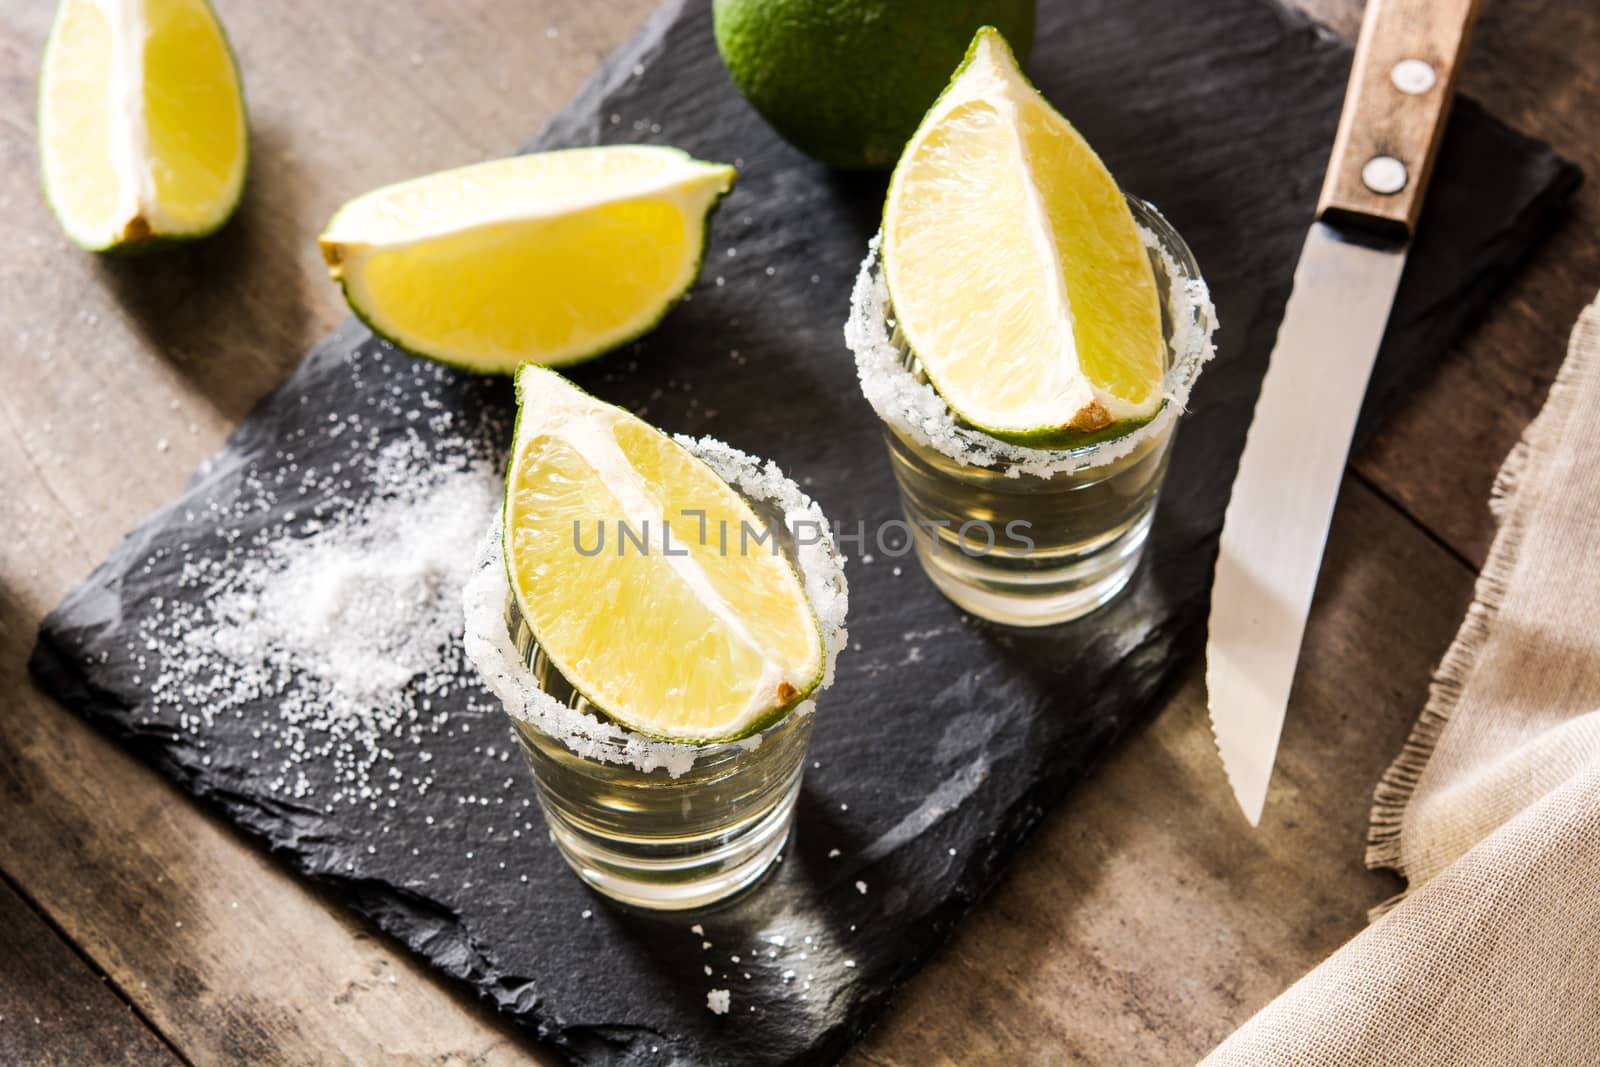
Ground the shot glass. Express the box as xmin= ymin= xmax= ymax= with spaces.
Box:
xmin=848 ymin=198 xmax=1216 ymax=627
xmin=463 ymin=439 xmax=847 ymax=911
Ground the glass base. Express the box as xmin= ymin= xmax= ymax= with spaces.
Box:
xmin=537 ymin=773 xmax=801 ymax=911
xmin=910 ymin=507 xmax=1154 ymax=627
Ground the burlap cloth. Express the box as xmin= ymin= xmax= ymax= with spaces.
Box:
xmin=1205 ymin=292 xmax=1600 ymax=1065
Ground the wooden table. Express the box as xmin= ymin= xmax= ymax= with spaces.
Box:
xmin=1 ymin=1 xmax=1594 ymax=1062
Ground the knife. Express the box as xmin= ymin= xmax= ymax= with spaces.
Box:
xmin=1206 ymin=0 xmax=1482 ymax=826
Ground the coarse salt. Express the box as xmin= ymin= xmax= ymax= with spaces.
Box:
xmin=845 ymin=224 xmax=1217 ymax=479
xmin=137 ymin=421 xmax=501 ymax=812
xmin=462 ymin=436 xmax=849 ymax=776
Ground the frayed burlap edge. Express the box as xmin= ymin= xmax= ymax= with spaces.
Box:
xmin=1365 ymin=302 xmax=1600 ymax=918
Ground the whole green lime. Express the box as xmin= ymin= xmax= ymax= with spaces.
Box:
xmin=712 ymin=0 xmax=1036 ymax=170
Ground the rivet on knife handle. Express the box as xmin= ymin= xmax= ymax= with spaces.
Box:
xmin=1317 ymin=0 xmax=1483 ymax=240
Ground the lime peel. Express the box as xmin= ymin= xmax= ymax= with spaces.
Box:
xmin=464 ymin=434 xmax=848 ymax=773
xmin=712 ymin=0 xmax=1034 ymax=170
xmin=319 ymin=146 xmax=735 ymax=374
xmin=848 ymin=224 xmax=1219 ymax=480
xmin=497 ymin=366 xmax=836 ymax=744
xmin=882 ymin=27 xmax=1166 ymax=448
xmin=38 ymin=0 xmax=248 ymax=252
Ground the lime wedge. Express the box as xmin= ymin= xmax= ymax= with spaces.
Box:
xmin=38 ymin=0 xmax=248 ymax=252
xmin=883 ymin=27 xmax=1165 ymax=448
xmin=319 ymin=147 xmax=735 ymax=374
xmin=504 ymin=365 xmax=823 ymax=742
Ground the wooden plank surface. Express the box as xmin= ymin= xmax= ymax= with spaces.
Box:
xmin=1331 ymin=0 xmax=1600 ymax=567
xmin=0 ymin=0 xmax=650 ymax=1062
xmin=0 ymin=0 xmax=1590 ymax=1063
xmin=0 ymin=878 xmax=179 ymax=1066
xmin=0 ymin=607 xmax=547 ymax=1065
xmin=848 ymin=479 xmax=1475 ymax=1065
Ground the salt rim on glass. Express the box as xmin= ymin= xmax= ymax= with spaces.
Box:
xmin=462 ymin=433 xmax=849 ymax=779
xmin=845 ymin=199 xmax=1219 ymax=479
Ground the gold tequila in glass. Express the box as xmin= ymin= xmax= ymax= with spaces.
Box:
xmin=463 ymin=440 xmax=847 ymax=910
xmin=849 ymin=198 xmax=1215 ymax=627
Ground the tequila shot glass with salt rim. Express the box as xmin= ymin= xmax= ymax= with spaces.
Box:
xmin=847 ymin=198 xmax=1216 ymax=627
xmin=462 ymin=437 xmax=847 ymax=911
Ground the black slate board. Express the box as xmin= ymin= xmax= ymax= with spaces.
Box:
xmin=31 ymin=1 xmax=1579 ymax=1064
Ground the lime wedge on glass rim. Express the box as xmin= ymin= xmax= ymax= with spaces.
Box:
xmin=37 ymin=0 xmax=248 ymax=252
xmin=503 ymin=365 xmax=823 ymax=743
xmin=319 ymin=147 xmax=735 ymax=374
xmin=883 ymin=27 xmax=1166 ymax=449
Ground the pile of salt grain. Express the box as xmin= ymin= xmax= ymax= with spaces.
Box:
xmin=141 ymin=433 xmax=501 ymax=807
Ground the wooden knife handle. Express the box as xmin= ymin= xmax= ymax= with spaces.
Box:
xmin=1316 ymin=0 xmax=1482 ymax=239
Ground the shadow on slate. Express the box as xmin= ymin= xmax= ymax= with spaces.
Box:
xmin=29 ymin=0 xmax=1579 ymax=1064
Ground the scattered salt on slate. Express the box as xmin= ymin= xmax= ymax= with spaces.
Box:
xmin=30 ymin=0 xmax=1580 ymax=1064
xmin=140 ymin=435 xmax=499 ymax=809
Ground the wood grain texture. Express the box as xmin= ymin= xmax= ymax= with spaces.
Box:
xmin=0 ymin=585 xmax=547 ymax=1062
xmin=0 ymin=878 xmax=179 ymax=1067
xmin=0 ymin=0 xmax=1589 ymax=1063
xmin=1317 ymin=0 xmax=1481 ymax=236
xmin=1331 ymin=0 xmax=1600 ymax=567
xmin=0 ymin=593 xmax=548 ymax=1064
xmin=849 ymin=479 xmax=1475 ymax=1065
xmin=0 ymin=0 xmax=648 ymax=1062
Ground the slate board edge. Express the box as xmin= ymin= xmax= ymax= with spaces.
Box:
xmin=25 ymin=488 xmax=1202 ymax=1066
xmin=26 ymin=0 xmax=1584 ymax=1062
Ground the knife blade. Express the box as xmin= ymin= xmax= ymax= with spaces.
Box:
xmin=1207 ymin=0 xmax=1481 ymax=826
